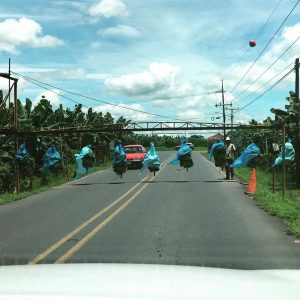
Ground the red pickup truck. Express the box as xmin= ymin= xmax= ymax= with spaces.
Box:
xmin=123 ymin=144 xmax=147 ymax=168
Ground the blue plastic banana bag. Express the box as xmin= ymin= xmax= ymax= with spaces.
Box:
xmin=112 ymin=143 xmax=127 ymax=168
xmin=274 ymin=139 xmax=295 ymax=166
xmin=140 ymin=142 xmax=160 ymax=173
xmin=230 ymin=143 xmax=260 ymax=169
xmin=14 ymin=143 xmax=30 ymax=165
xmin=208 ymin=140 xmax=225 ymax=161
xmin=75 ymin=145 xmax=95 ymax=179
xmin=170 ymin=141 xmax=192 ymax=166
xmin=43 ymin=145 xmax=61 ymax=171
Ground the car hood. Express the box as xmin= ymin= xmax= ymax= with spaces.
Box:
xmin=126 ymin=153 xmax=145 ymax=160
xmin=0 ymin=264 xmax=300 ymax=300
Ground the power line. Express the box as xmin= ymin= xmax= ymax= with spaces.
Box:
xmin=237 ymin=68 xmax=293 ymax=112
xmin=12 ymin=71 xmax=186 ymax=122
xmin=13 ymin=70 xmax=222 ymax=106
xmin=225 ymin=0 xmax=283 ymax=78
xmin=232 ymin=35 xmax=300 ymax=101
xmin=230 ymin=0 xmax=300 ymax=94
xmin=236 ymin=62 xmax=294 ymax=104
xmin=225 ymin=48 xmax=251 ymax=79
xmin=254 ymin=0 xmax=283 ymax=40
xmin=19 ymin=75 xmax=90 ymax=108
xmin=235 ymin=68 xmax=294 ymax=113
xmin=13 ymin=71 xmax=224 ymax=121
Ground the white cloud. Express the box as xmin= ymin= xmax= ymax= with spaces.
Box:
xmin=0 ymin=77 xmax=27 ymax=100
xmin=91 ymin=41 xmax=102 ymax=49
xmin=176 ymin=108 xmax=205 ymax=120
xmin=11 ymin=67 xmax=87 ymax=83
xmin=150 ymin=100 xmax=167 ymax=107
xmin=34 ymin=89 xmax=61 ymax=108
xmin=101 ymin=25 xmax=140 ymax=38
xmin=233 ymin=111 xmax=253 ymax=124
xmin=88 ymin=0 xmax=128 ymax=18
xmin=30 ymin=68 xmax=86 ymax=81
xmin=54 ymin=1 xmax=88 ymax=12
xmin=172 ymin=92 xmax=218 ymax=121
xmin=103 ymin=62 xmax=225 ymax=122
xmin=105 ymin=62 xmax=181 ymax=96
xmin=93 ymin=103 xmax=150 ymax=121
xmin=86 ymin=73 xmax=111 ymax=80
xmin=60 ymin=68 xmax=86 ymax=79
xmin=0 ymin=18 xmax=64 ymax=54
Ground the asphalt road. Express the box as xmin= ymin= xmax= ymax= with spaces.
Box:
xmin=0 ymin=151 xmax=299 ymax=269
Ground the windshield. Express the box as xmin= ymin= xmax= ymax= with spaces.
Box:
xmin=0 ymin=0 xmax=300 ymax=279
xmin=124 ymin=147 xmax=144 ymax=153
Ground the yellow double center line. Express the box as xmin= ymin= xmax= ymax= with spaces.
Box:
xmin=29 ymin=154 xmax=174 ymax=265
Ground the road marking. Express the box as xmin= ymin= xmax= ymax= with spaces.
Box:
xmin=28 ymin=176 xmax=149 ymax=265
xmin=28 ymin=154 xmax=173 ymax=265
xmin=55 ymin=176 xmax=152 ymax=263
xmin=55 ymin=155 xmax=173 ymax=264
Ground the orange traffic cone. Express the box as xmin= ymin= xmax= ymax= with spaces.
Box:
xmin=245 ymin=168 xmax=256 ymax=194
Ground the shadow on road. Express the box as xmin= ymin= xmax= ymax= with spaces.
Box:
xmin=70 ymin=179 xmax=238 ymax=186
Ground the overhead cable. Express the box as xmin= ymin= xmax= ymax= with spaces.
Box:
xmin=225 ymin=0 xmax=283 ymax=78
xmin=235 ymin=68 xmax=294 ymax=113
xmin=12 ymin=72 xmax=186 ymax=121
xmin=230 ymin=0 xmax=300 ymax=93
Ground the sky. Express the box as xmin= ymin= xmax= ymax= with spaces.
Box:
xmin=0 ymin=0 xmax=300 ymax=135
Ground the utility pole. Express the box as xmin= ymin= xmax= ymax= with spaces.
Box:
xmin=1 ymin=59 xmax=20 ymax=192
xmin=14 ymin=77 xmax=20 ymax=193
xmin=8 ymin=58 xmax=10 ymax=110
xmin=225 ymin=107 xmax=239 ymax=127
xmin=11 ymin=59 xmax=20 ymax=193
xmin=221 ymin=79 xmax=226 ymax=139
xmin=215 ymin=79 xmax=231 ymax=140
xmin=295 ymin=58 xmax=300 ymax=188
xmin=282 ymin=123 xmax=286 ymax=196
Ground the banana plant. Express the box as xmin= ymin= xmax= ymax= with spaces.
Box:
xmin=271 ymin=91 xmax=299 ymax=126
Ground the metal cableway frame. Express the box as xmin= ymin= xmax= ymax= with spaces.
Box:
xmin=0 ymin=122 xmax=273 ymax=136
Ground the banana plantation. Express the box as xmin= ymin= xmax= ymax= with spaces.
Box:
xmin=228 ymin=90 xmax=299 ymax=190
xmin=0 ymin=94 xmax=128 ymax=194
xmin=0 ymin=87 xmax=299 ymax=195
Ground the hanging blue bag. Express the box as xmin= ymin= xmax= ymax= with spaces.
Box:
xmin=231 ymin=143 xmax=260 ymax=169
xmin=170 ymin=141 xmax=193 ymax=169
xmin=274 ymin=139 xmax=295 ymax=166
xmin=140 ymin=142 xmax=160 ymax=174
xmin=14 ymin=143 xmax=30 ymax=165
xmin=75 ymin=145 xmax=95 ymax=179
xmin=112 ymin=142 xmax=127 ymax=176
xmin=43 ymin=145 xmax=61 ymax=171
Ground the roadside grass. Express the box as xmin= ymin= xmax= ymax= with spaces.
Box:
xmin=235 ymin=167 xmax=300 ymax=237
xmin=196 ymin=146 xmax=208 ymax=152
xmin=201 ymin=151 xmax=209 ymax=159
xmin=201 ymin=152 xmax=300 ymax=238
xmin=0 ymin=160 xmax=111 ymax=206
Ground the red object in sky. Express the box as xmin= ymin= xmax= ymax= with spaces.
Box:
xmin=249 ymin=39 xmax=256 ymax=47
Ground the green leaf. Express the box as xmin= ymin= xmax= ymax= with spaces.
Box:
xmin=0 ymin=149 xmax=13 ymax=159
xmin=0 ymin=109 xmax=10 ymax=126
xmin=25 ymin=98 xmax=32 ymax=118
xmin=270 ymin=108 xmax=289 ymax=118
